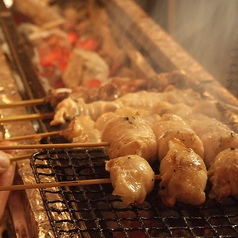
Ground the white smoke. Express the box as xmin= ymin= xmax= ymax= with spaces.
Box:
xmin=144 ymin=0 xmax=238 ymax=86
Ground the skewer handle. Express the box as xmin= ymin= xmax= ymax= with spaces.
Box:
xmin=0 ymin=178 xmax=112 ymax=191
xmin=0 ymin=98 xmax=47 ymax=109
xmin=0 ymin=113 xmax=55 ymax=123
xmin=0 ymin=130 xmax=65 ymax=142
xmin=0 ymin=142 xmax=109 ymax=150
xmin=10 ymin=154 xmax=32 ymax=162
xmin=0 ymin=175 xmax=161 ymax=191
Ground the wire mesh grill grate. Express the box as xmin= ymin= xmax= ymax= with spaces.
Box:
xmin=30 ymin=148 xmax=238 ymax=238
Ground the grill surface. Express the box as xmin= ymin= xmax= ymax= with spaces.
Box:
xmin=31 ymin=148 xmax=238 ymax=238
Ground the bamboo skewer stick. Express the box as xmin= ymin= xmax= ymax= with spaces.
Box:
xmin=0 ymin=142 xmax=109 ymax=150
xmin=0 ymin=112 xmax=55 ymax=123
xmin=0 ymin=98 xmax=47 ymax=109
xmin=0 ymin=130 xmax=69 ymax=142
xmin=0 ymin=178 xmax=111 ymax=191
xmin=0 ymin=175 xmax=161 ymax=191
xmin=10 ymin=154 xmax=32 ymax=162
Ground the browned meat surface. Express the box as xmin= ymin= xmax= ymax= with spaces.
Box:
xmin=101 ymin=116 xmax=157 ymax=164
xmin=159 ymin=138 xmax=207 ymax=206
xmin=152 ymin=114 xmax=204 ymax=160
xmin=208 ymin=147 xmax=238 ymax=202
xmin=105 ymin=155 xmax=155 ymax=206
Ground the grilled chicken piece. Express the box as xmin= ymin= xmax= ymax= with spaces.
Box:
xmin=113 ymin=107 xmax=161 ymax=126
xmin=151 ymin=99 xmax=221 ymax=121
xmin=95 ymin=106 xmax=161 ymax=132
xmin=50 ymin=96 xmax=123 ymax=125
xmin=208 ymin=147 xmax=238 ymax=202
xmin=151 ymin=101 xmax=193 ymax=118
xmin=192 ymin=100 xmax=222 ymax=121
xmin=159 ymin=138 xmax=207 ymax=206
xmin=185 ymin=114 xmax=238 ymax=167
xmin=94 ymin=111 xmax=118 ymax=132
xmin=105 ymin=155 xmax=155 ymax=206
xmin=50 ymin=88 xmax=202 ymax=126
xmin=101 ymin=116 xmax=157 ymax=164
xmin=69 ymin=70 xmax=191 ymax=103
xmin=61 ymin=115 xmax=101 ymax=143
xmin=152 ymin=114 xmax=204 ymax=160
xmin=50 ymin=97 xmax=81 ymax=126
xmin=60 ymin=106 xmax=160 ymax=144
xmin=115 ymin=88 xmax=201 ymax=109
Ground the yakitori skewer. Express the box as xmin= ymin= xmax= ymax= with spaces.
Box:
xmin=0 ymin=98 xmax=47 ymax=109
xmin=0 ymin=175 xmax=161 ymax=191
xmin=0 ymin=129 xmax=71 ymax=142
xmin=0 ymin=142 xmax=109 ymax=150
xmin=0 ymin=112 xmax=55 ymax=123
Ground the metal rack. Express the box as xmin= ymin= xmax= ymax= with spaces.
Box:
xmin=31 ymin=148 xmax=238 ymax=238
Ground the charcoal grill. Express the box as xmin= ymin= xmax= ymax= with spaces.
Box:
xmin=1 ymin=0 xmax=238 ymax=238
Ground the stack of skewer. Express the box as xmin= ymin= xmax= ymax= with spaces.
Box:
xmin=0 ymin=97 xmax=161 ymax=192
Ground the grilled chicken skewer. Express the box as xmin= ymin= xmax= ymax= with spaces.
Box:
xmin=159 ymin=138 xmax=207 ymax=206
xmin=61 ymin=115 xmax=101 ymax=143
xmin=59 ymin=111 xmax=206 ymax=206
xmin=100 ymin=114 xmax=158 ymax=205
xmin=50 ymin=88 xmax=202 ymax=125
xmin=151 ymin=99 xmax=222 ymax=122
xmin=150 ymin=114 xmax=206 ymax=206
xmin=101 ymin=116 xmax=158 ymax=164
xmin=95 ymin=106 xmax=161 ymax=132
xmin=105 ymin=154 xmax=155 ymax=206
xmin=184 ymin=114 xmax=238 ymax=202
xmin=208 ymin=147 xmax=238 ymax=202
xmin=185 ymin=114 xmax=238 ymax=167
xmin=152 ymin=114 xmax=204 ymax=160
xmin=7 ymin=93 xmax=235 ymax=206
